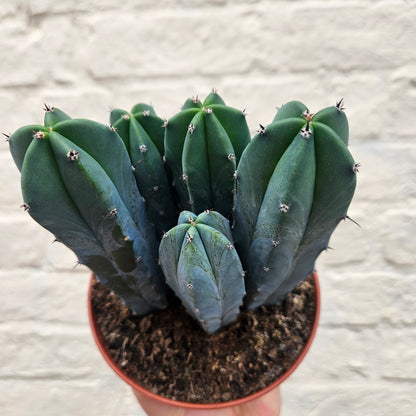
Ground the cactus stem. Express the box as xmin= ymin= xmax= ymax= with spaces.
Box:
xmin=66 ymin=150 xmax=80 ymax=161
xmin=352 ymin=162 xmax=361 ymax=173
xmin=2 ymin=132 xmax=10 ymax=141
xmin=344 ymin=215 xmax=361 ymax=227
xmin=162 ymin=118 xmax=168 ymax=127
xmin=33 ymin=130 xmax=45 ymax=139
xmin=139 ymin=144 xmax=148 ymax=153
xmin=257 ymin=124 xmax=266 ymax=135
xmin=109 ymin=124 xmax=117 ymax=132
xmin=336 ymin=98 xmax=346 ymax=111
xmin=187 ymin=123 xmax=196 ymax=134
xmin=143 ymin=110 xmax=151 ymax=117
xmin=43 ymin=103 xmax=54 ymax=112
xmin=20 ymin=203 xmax=30 ymax=212
xmin=279 ymin=203 xmax=289 ymax=213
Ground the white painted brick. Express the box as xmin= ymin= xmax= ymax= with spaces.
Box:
xmin=0 ymin=269 xmax=91 ymax=324
xmin=0 ymin=1 xmax=415 ymax=415
xmin=281 ymin=383 xmax=416 ymax=416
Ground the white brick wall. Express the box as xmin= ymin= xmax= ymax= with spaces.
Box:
xmin=1 ymin=1 xmax=415 ymax=415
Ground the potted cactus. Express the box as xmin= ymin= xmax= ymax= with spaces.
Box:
xmin=7 ymin=91 xmax=357 ymax=409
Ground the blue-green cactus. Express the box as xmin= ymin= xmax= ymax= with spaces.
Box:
xmin=159 ymin=210 xmax=245 ymax=334
xmin=8 ymin=94 xmax=357 ymax=336
xmin=234 ymin=100 xmax=357 ymax=308
xmin=9 ymin=109 xmax=167 ymax=314
xmin=163 ymin=91 xmax=250 ymax=219
xmin=110 ymin=103 xmax=177 ymax=237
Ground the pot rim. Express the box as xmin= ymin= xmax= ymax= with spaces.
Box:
xmin=88 ymin=270 xmax=320 ymax=410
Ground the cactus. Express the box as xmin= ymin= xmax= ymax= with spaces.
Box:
xmin=8 ymin=93 xmax=357 ymax=335
xmin=159 ymin=210 xmax=245 ymax=334
xmin=110 ymin=103 xmax=177 ymax=237
xmin=233 ymin=100 xmax=357 ymax=308
xmin=163 ymin=91 xmax=250 ymax=219
xmin=9 ymin=108 xmax=167 ymax=315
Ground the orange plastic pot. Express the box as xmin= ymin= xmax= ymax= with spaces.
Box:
xmin=88 ymin=271 xmax=320 ymax=410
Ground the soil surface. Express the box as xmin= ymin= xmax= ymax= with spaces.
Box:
xmin=90 ymin=274 xmax=316 ymax=404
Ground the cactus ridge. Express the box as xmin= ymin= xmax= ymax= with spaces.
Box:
xmin=234 ymin=101 xmax=356 ymax=308
xmin=159 ymin=210 xmax=245 ymax=334
xmin=12 ymin=113 xmax=167 ymax=315
xmin=164 ymin=93 xmax=250 ymax=219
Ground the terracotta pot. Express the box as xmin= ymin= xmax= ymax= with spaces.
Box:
xmin=88 ymin=271 xmax=320 ymax=410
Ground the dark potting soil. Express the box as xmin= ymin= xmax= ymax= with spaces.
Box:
xmin=90 ymin=274 xmax=316 ymax=404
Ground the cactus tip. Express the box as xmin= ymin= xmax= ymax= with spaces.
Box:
xmin=43 ymin=103 xmax=54 ymax=112
xmin=302 ymin=109 xmax=314 ymax=121
xmin=162 ymin=118 xmax=168 ymax=127
xmin=139 ymin=144 xmax=148 ymax=153
xmin=352 ymin=162 xmax=361 ymax=173
xmin=109 ymin=124 xmax=117 ymax=132
xmin=257 ymin=124 xmax=266 ymax=135
xmin=143 ymin=110 xmax=151 ymax=117
xmin=2 ymin=132 xmax=10 ymax=141
xmin=20 ymin=203 xmax=30 ymax=212
xmin=336 ymin=98 xmax=346 ymax=111
xmin=33 ymin=130 xmax=45 ymax=139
